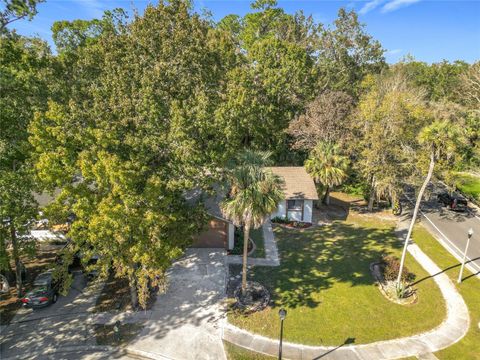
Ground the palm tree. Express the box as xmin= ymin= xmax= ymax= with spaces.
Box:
xmin=305 ymin=141 xmax=349 ymax=205
xmin=221 ymin=150 xmax=284 ymax=294
xmin=396 ymin=120 xmax=461 ymax=292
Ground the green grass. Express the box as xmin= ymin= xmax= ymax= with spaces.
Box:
xmin=250 ymin=228 xmax=265 ymax=258
xmin=223 ymin=341 xmax=275 ymax=360
xmin=453 ymin=172 xmax=480 ymax=201
xmin=231 ymin=228 xmax=265 ymax=258
xmin=228 ymin=213 xmax=446 ymax=346
xmin=411 ymin=225 xmax=480 ymax=360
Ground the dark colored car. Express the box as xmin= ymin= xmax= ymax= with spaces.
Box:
xmin=437 ymin=192 xmax=468 ymax=212
xmin=21 ymin=272 xmax=60 ymax=308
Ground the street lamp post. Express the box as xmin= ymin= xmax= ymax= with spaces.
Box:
xmin=458 ymin=228 xmax=474 ymax=283
xmin=278 ymin=308 xmax=287 ymax=360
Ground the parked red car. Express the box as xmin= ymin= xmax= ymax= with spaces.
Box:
xmin=437 ymin=192 xmax=468 ymax=212
xmin=21 ymin=272 xmax=60 ymax=308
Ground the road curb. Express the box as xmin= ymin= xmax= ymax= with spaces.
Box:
xmin=126 ymin=348 xmax=174 ymax=360
xmin=0 ymin=345 xmax=116 ymax=360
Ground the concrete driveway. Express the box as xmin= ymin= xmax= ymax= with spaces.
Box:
xmin=127 ymin=248 xmax=227 ymax=360
xmin=0 ymin=272 xmax=104 ymax=359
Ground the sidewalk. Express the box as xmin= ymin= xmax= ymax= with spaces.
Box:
xmin=222 ymin=212 xmax=470 ymax=359
xmin=225 ymin=220 xmax=280 ymax=266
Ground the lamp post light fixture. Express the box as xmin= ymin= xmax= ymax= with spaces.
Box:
xmin=278 ymin=308 xmax=287 ymax=360
xmin=458 ymin=228 xmax=474 ymax=284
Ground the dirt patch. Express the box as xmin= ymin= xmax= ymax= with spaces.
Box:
xmin=314 ymin=192 xmax=398 ymax=224
xmin=95 ymin=323 xmax=144 ymax=346
xmin=94 ymin=272 xmax=158 ymax=313
xmin=94 ymin=273 xmax=132 ymax=313
xmin=0 ymin=250 xmax=58 ymax=325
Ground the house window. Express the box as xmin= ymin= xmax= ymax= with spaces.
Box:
xmin=287 ymin=200 xmax=303 ymax=211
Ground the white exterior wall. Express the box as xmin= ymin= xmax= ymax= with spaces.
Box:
xmin=303 ymin=200 xmax=313 ymax=223
xmin=271 ymin=200 xmax=287 ymax=219
xmin=288 ymin=210 xmax=302 ymax=221
xmin=270 ymin=199 xmax=313 ymax=222
xmin=228 ymin=223 xmax=235 ymax=250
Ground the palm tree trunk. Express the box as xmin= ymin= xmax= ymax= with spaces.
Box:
xmin=10 ymin=221 xmax=23 ymax=297
xmin=323 ymin=186 xmax=331 ymax=205
xmin=241 ymin=223 xmax=250 ymax=295
xmin=397 ymin=151 xmax=435 ymax=289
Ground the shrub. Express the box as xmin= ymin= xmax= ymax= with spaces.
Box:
xmin=271 ymin=216 xmax=289 ymax=224
xmin=229 ymin=227 xmax=252 ymax=255
xmin=381 ymin=256 xmax=415 ymax=283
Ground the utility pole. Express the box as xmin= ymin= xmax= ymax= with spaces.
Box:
xmin=458 ymin=228 xmax=474 ymax=283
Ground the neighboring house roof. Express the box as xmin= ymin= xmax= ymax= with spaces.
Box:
xmin=267 ymin=167 xmax=319 ymax=200
xmin=34 ymin=189 xmax=60 ymax=208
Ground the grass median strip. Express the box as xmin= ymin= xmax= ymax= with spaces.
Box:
xmin=412 ymin=225 xmax=480 ymax=360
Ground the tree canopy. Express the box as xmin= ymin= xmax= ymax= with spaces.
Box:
xmin=0 ymin=0 xmax=477 ymax=306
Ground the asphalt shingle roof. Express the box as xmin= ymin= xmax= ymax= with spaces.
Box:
xmin=266 ymin=166 xmax=319 ymax=200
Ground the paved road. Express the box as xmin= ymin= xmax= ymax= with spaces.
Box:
xmin=0 ymin=272 xmax=107 ymax=359
xmin=406 ymin=183 xmax=480 ymax=277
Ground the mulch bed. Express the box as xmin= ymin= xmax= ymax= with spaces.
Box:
xmin=94 ymin=271 xmax=158 ymax=313
xmin=233 ymin=281 xmax=270 ymax=313
xmin=94 ymin=273 xmax=132 ymax=313
xmin=370 ymin=262 xmax=418 ymax=305
xmin=276 ymin=222 xmax=312 ymax=229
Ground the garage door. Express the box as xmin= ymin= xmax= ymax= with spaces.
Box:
xmin=192 ymin=218 xmax=227 ymax=248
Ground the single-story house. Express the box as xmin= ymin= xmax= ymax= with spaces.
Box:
xmin=267 ymin=167 xmax=319 ymax=223
xmin=190 ymin=167 xmax=318 ymax=249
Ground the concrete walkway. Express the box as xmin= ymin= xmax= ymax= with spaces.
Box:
xmin=222 ymin=213 xmax=470 ymax=359
xmin=225 ymin=221 xmax=280 ymax=266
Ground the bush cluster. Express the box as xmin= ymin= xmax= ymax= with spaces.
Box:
xmin=271 ymin=216 xmax=289 ymax=224
xmin=381 ymin=256 xmax=416 ymax=283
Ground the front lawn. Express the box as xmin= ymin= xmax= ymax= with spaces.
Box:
xmin=230 ymin=227 xmax=265 ymax=258
xmin=452 ymin=172 xmax=480 ymax=202
xmin=411 ymin=225 xmax=480 ymax=360
xmin=228 ymin=213 xmax=446 ymax=346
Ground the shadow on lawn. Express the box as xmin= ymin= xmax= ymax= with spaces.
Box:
xmin=411 ymin=256 xmax=480 ymax=286
xmin=313 ymin=337 xmax=356 ymax=359
xmin=249 ymin=221 xmax=401 ymax=309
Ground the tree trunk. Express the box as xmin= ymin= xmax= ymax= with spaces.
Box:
xmin=128 ymin=273 xmax=139 ymax=310
xmin=367 ymin=175 xmax=376 ymax=211
xmin=0 ymin=230 xmax=12 ymax=275
xmin=10 ymin=221 xmax=23 ymax=297
xmin=367 ymin=186 xmax=375 ymax=212
xmin=241 ymin=223 xmax=251 ymax=295
xmin=323 ymin=187 xmax=331 ymax=205
xmin=396 ymin=151 xmax=435 ymax=289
